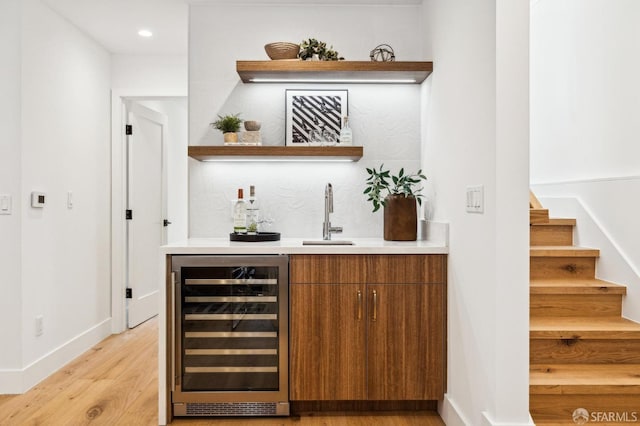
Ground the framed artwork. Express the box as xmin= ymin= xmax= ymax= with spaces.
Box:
xmin=285 ymin=89 xmax=348 ymax=145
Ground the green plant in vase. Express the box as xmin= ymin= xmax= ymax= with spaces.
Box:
xmin=211 ymin=113 xmax=243 ymax=143
xmin=364 ymin=164 xmax=427 ymax=241
xmin=298 ymin=38 xmax=344 ymax=61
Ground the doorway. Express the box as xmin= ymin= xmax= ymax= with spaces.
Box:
xmin=125 ymin=101 xmax=167 ymax=327
xmin=111 ymin=93 xmax=188 ymax=332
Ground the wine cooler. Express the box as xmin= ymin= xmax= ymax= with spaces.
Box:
xmin=170 ymin=255 xmax=289 ymax=417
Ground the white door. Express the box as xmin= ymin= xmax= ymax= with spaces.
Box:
xmin=126 ymin=102 xmax=168 ymax=328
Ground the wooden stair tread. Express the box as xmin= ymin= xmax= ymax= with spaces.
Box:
xmin=530 ymin=278 xmax=627 ymax=295
xmin=530 ymin=364 xmax=640 ymax=394
xmin=530 ymin=246 xmax=600 ymax=257
xmin=530 ymin=208 xmax=549 ymax=224
xmin=531 ymin=218 xmax=576 ymax=227
xmin=531 ymin=317 xmax=640 ymax=339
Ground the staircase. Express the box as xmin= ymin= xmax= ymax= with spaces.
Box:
xmin=529 ymin=202 xmax=640 ymax=424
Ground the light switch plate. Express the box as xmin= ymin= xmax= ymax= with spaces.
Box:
xmin=0 ymin=194 xmax=11 ymax=215
xmin=466 ymin=185 xmax=484 ymax=213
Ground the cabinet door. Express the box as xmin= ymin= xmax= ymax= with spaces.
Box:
xmin=290 ymin=283 xmax=366 ymax=400
xmin=367 ymin=283 xmax=445 ymax=400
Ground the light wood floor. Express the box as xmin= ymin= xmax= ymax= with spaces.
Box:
xmin=0 ymin=317 xmax=444 ymax=425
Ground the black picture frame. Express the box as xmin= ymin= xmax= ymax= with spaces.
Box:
xmin=285 ymin=89 xmax=348 ymax=145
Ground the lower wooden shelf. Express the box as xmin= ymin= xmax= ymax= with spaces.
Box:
xmin=188 ymin=145 xmax=363 ymax=162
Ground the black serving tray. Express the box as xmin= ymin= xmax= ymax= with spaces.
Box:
xmin=229 ymin=232 xmax=281 ymax=242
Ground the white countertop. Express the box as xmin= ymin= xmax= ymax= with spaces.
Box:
xmin=161 ymin=237 xmax=447 ymax=255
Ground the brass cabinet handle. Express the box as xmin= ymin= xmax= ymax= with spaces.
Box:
xmin=170 ymin=271 xmax=176 ymax=392
xmin=372 ymin=289 xmax=378 ymax=322
xmin=357 ymin=290 xmax=363 ymax=320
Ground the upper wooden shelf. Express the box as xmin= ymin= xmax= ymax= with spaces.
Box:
xmin=189 ymin=145 xmax=363 ymax=162
xmin=236 ymin=60 xmax=433 ymax=84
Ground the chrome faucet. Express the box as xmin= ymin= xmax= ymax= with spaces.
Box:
xmin=323 ymin=183 xmax=343 ymax=240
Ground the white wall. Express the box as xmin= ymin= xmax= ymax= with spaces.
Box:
xmin=0 ymin=0 xmax=24 ymax=379
xmin=423 ymin=0 xmax=531 ymax=425
xmin=531 ymin=0 xmax=640 ymax=183
xmin=0 ymin=0 xmax=112 ymax=393
xmin=531 ymin=0 xmax=640 ymax=321
xmin=111 ymin=54 xmax=188 ymax=94
xmin=189 ymin=4 xmax=425 ymax=238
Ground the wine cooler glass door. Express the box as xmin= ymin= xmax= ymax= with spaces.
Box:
xmin=172 ymin=255 xmax=288 ymax=404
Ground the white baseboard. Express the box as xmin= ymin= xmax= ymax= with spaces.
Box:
xmin=482 ymin=411 xmax=536 ymax=426
xmin=0 ymin=369 xmax=23 ymax=394
xmin=439 ymin=394 xmax=535 ymax=426
xmin=0 ymin=318 xmax=112 ymax=394
xmin=439 ymin=394 xmax=470 ymax=426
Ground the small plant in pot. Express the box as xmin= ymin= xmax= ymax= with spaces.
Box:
xmin=211 ymin=113 xmax=243 ymax=143
xmin=298 ymin=38 xmax=344 ymax=61
xmin=364 ymin=164 xmax=427 ymax=241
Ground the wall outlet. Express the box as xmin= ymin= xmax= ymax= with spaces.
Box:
xmin=35 ymin=315 xmax=44 ymax=336
xmin=466 ymin=185 xmax=484 ymax=213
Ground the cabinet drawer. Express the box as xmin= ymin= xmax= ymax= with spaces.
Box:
xmin=290 ymin=255 xmax=367 ymax=284
xmin=367 ymin=254 xmax=446 ymax=284
xmin=290 ymin=254 xmax=446 ymax=284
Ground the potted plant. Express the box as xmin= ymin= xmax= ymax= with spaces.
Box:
xmin=211 ymin=113 xmax=243 ymax=143
xmin=298 ymin=38 xmax=344 ymax=61
xmin=364 ymin=164 xmax=427 ymax=241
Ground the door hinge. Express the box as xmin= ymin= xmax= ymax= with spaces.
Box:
xmin=126 ymin=288 xmax=132 ymax=299
xmin=163 ymin=219 xmax=172 ymax=227
xmin=126 ymin=209 xmax=133 ymax=220
xmin=125 ymin=124 xmax=132 ymax=135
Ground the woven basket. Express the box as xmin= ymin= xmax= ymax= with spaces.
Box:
xmin=264 ymin=42 xmax=300 ymax=60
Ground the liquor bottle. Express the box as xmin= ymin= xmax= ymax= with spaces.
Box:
xmin=246 ymin=185 xmax=260 ymax=234
xmin=233 ymin=188 xmax=247 ymax=233
xmin=339 ymin=116 xmax=353 ymax=145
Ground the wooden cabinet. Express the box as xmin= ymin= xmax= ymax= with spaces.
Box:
xmin=289 ymin=254 xmax=446 ymax=401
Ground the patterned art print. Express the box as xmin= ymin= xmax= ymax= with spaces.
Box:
xmin=285 ymin=90 xmax=348 ymax=145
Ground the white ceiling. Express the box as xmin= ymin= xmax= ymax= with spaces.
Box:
xmin=42 ymin=0 xmax=423 ymax=56
xmin=42 ymin=0 xmax=190 ymax=55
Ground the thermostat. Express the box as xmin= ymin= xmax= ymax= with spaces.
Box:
xmin=31 ymin=192 xmax=46 ymax=208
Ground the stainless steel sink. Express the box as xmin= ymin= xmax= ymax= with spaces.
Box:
xmin=302 ymin=240 xmax=354 ymax=246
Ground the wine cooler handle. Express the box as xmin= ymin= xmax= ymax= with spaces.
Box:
xmin=171 ymin=271 xmax=176 ymax=392
xmin=357 ymin=290 xmax=363 ymax=320
xmin=372 ymin=289 xmax=378 ymax=322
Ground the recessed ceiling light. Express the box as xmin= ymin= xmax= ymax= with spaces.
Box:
xmin=138 ymin=29 xmax=153 ymax=38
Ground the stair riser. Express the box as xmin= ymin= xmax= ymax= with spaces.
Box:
xmin=531 ymin=394 xmax=640 ymax=424
xmin=531 ymin=339 xmax=640 ymax=364
xmin=530 ymin=225 xmax=574 ymax=246
xmin=530 ymin=257 xmax=596 ymax=280
xmin=530 ymin=294 xmax=622 ymax=317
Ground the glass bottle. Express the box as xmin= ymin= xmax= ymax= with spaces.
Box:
xmin=233 ymin=188 xmax=247 ymax=233
xmin=339 ymin=116 xmax=353 ymax=145
xmin=246 ymin=185 xmax=260 ymax=234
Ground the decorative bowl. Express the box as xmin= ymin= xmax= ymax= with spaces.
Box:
xmin=244 ymin=120 xmax=261 ymax=131
xmin=264 ymin=42 xmax=300 ymax=60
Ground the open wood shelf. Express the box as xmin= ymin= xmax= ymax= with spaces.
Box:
xmin=188 ymin=145 xmax=363 ymax=162
xmin=237 ymin=60 xmax=433 ymax=84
